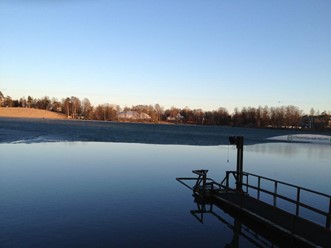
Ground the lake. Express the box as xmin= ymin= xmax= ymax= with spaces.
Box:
xmin=1 ymin=137 xmax=331 ymax=247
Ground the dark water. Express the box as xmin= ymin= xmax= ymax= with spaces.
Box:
xmin=1 ymin=118 xmax=331 ymax=247
xmin=2 ymin=117 xmax=329 ymax=145
xmin=1 ymin=140 xmax=331 ymax=247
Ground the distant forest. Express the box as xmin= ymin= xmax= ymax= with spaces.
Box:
xmin=0 ymin=91 xmax=330 ymax=130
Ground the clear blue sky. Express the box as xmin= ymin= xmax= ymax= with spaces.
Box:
xmin=1 ymin=0 xmax=330 ymax=114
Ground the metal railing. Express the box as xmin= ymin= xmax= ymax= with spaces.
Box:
xmin=222 ymin=171 xmax=331 ymax=230
xmin=176 ymin=170 xmax=226 ymax=197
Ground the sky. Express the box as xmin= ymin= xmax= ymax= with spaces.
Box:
xmin=0 ymin=0 xmax=330 ymax=114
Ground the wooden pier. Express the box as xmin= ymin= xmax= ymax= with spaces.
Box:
xmin=177 ymin=137 xmax=331 ymax=247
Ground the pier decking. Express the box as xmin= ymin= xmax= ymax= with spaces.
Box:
xmin=214 ymin=190 xmax=331 ymax=247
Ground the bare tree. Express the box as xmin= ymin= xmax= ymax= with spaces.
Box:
xmin=62 ymin=97 xmax=71 ymax=117
xmin=154 ymin=104 xmax=163 ymax=122
xmin=0 ymin=91 xmax=4 ymax=107
xmin=81 ymin=98 xmax=93 ymax=119
xmin=3 ymin=96 xmax=13 ymax=107
xmin=70 ymin=96 xmax=81 ymax=118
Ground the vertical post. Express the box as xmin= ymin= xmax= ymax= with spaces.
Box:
xmin=274 ymin=181 xmax=278 ymax=207
xmin=203 ymin=171 xmax=207 ymax=192
xmin=296 ymin=188 xmax=301 ymax=216
xmin=229 ymin=136 xmax=244 ymax=192
xmin=237 ymin=137 xmax=243 ymax=192
xmin=246 ymin=174 xmax=249 ymax=193
xmin=326 ymin=197 xmax=331 ymax=229
xmin=226 ymin=171 xmax=229 ymax=189
xmin=257 ymin=177 xmax=261 ymax=200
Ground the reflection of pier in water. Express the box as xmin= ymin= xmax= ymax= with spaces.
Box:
xmin=177 ymin=136 xmax=331 ymax=247
xmin=191 ymin=195 xmax=299 ymax=247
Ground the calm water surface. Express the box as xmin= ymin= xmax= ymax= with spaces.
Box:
xmin=1 ymin=142 xmax=330 ymax=247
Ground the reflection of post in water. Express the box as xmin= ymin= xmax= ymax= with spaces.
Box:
xmin=228 ymin=219 xmax=241 ymax=248
xmin=190 ymin=195 xmax=213 ymax=224
xmin=190 ymin=197 xmax=242 ymax=248
xmin=190 ymin=196 xmax=269 ymax=248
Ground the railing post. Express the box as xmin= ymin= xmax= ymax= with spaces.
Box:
xmin=246 ymin=174 xmax=249 ymax=193
xmin=257 ymin=177 xmax=261 ymax=200
xmin=273 ymin=181 xmax=278 ymax=207
xmin=296 ymin=188 xmax=301 ymax=216
xmin=203 ymin=171 xmax=206 ymax=192
xmin=226 ymin=171 xmax=229 ymax=189
xmin=326 ymin=197 xmax=331 ymax=229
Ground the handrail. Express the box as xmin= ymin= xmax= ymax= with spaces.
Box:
xmin=222 ymin=171 xmax=331 ymax=230
xmin=240 ymin=171 xmax=330 ymax=198
xmin=176 ymin=176 xmax=226 ymax=195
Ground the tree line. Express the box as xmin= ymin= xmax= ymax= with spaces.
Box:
xmin=0 ymin=91 xmax=330 ymax=130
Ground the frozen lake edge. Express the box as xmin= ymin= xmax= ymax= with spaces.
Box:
xmin=1 ymin=117 xmax=331 ymax=145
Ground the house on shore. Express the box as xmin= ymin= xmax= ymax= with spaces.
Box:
xmin=117 ymin=110 xmax=152 ymax=121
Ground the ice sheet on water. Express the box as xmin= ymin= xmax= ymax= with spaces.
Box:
xmin=1 ymin=117 xmax=330 ymax=145
xmin=268 ymin=134 xmax=331 ymax=144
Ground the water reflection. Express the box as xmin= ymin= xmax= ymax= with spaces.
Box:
xmin=1 ymin=142 xmax=330 ymax=247
xmin=189 ymin=195 xmax=322 ymax=248
xmin=244 ymin=143 xmax=331 ymax=195
xmin=190 ymin=196 xmax=270 ymax=248
xmin=246 ymin=142 xmax=331 ymax=160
